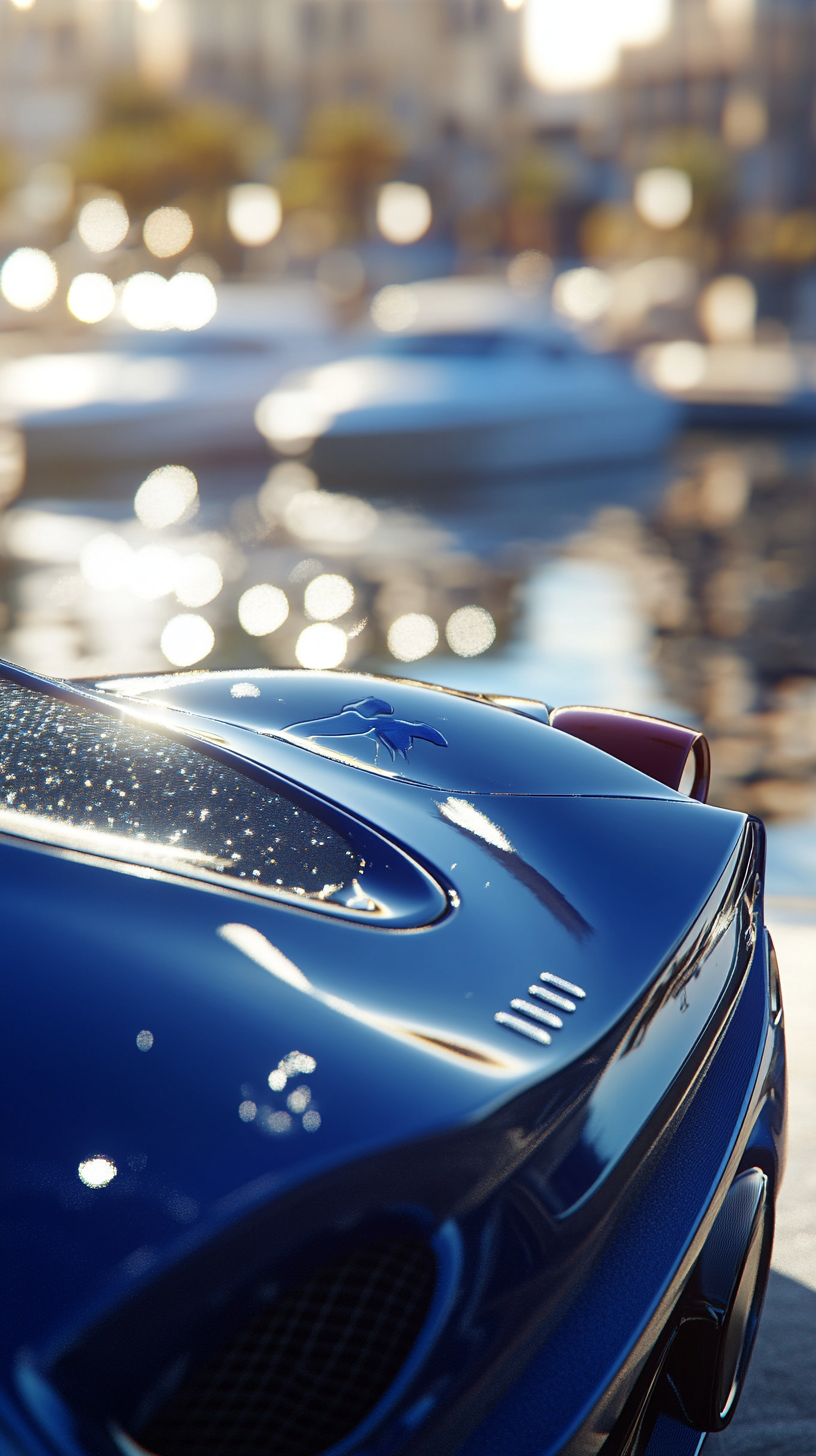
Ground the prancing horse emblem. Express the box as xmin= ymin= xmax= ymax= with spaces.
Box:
xmin=284 ymin=696 xmax=448 ymax=763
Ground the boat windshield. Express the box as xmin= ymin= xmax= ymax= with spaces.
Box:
xmin=375 ymin=331 xmax=576 ymax=360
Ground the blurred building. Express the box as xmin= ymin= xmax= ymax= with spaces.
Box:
xmin=5 ymin=0 xmax=816 ymax=282
xmin=0 ymin=0 xmax=527 ymax=157
xmin=616 ymin=0 xmax=816 ymax=213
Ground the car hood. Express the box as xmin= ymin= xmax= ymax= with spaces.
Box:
xmin=2 ymin=666 xmax=750 ymax=1379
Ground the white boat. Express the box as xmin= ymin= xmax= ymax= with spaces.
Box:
xmin=638 ymin=338 xmax=816 ymax=428
xmin=255 ymin=279 xmax=679 ymax=484
xmin=0 ymin=283 xmax=339 ymax=466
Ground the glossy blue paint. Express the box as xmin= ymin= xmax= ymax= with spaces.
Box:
xmin=89 ymin=666 xmax=691 ymax=795
xmin=0 ymin=662 xmax=786 ymax=1456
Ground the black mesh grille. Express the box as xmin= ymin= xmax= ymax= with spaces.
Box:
xmin=136 ymin=1238 xmax=438 ymax=1456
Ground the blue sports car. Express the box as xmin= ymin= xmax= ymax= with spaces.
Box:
xmin=0 ymin=659 xmax=785 ymax=1456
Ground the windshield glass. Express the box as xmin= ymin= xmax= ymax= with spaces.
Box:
xmin=0 ymin=678 xmax=363 ymax=904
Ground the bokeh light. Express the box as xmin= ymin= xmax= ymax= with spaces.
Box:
xmin=66 ymin=272 xmax=115 ymax=323
xmin=166 ymin=272 xmax=217 ymax=331
xmin=143 ymin=206 xmax=193 ymax=258
xmin=284 ymin=490 xmax=378 ymax=544
xmin=254 ymin=389 xmax=334 ymax=453
xmin=78 ymin=1156 xmax=117 ymax=1188
xmin=387 ymin=613 xmax=439 ymax=662
xmin=257 ymin=461 xmax=318 ymax=523
xmin=131 ymin=544 xmax=180 ymax=600
xmin=616 ymin=0 xmax=671 ymax=45
xmin=78 ymin=197 xmax=129 ymax=253
xmin=0 ymin=248 xmax=58 ymax=312
xmin=507 ymin=250 xmax=552 ymax=297
xmin=523 ymin=0 xmax=619 ymax=90
xmin=238 ymin=583 xmax=289 ymax=636
xmin=552 ymin=267 xmax=612 ymax=322
xmin=134 ymin=464 xmax=199 ymax=529
xmin=722 ymin=90 xmax=767 ymax=149
xmin=295 ymin=622 xmax=347 ymax=669
xmin=175 ymin=554 xmax=223 ymax=607
xmin=227 ymin=184 xmax=282 ymax=246
xmin=160 ymin=614 xmax=215 ymax=666
xmin=122 ymin=272 xmax=170 ymax=330
xmin=304 ymin=573 xmax=354 ymax=621
xmin=634 ymin=168 xmax=693 ymax=229
xmin=80 ymin=533 xmax=133 ymax=591
xmin=136 ymin=1030 xmax=154 ymax=1051
xmin=376 ymin=182 xmax=432 ymax=245
xmin=698 ymin=275 xmax=757 ymax=343
xmin=523 ymin=0 xmax=669 ymax=91
xmin=446 ymin=605 xmax=496 ymax=657
xmin=302 ymin=1109 xmax=322 ymax=1132
xmin=122 ymin=270 xmax=217 ymax=332
xmin=370 ymin=284 xmax=420 ymax=332
xmin=646 ymin=340 xmax=707 ymax=392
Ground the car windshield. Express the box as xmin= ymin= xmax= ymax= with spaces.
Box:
xmin=0 ymin=678 xmax=363 ymax=904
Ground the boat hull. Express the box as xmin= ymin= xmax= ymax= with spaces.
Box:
xmin=311 ymin=397 xmax=678 ymax=485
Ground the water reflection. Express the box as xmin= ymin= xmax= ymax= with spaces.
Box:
xmin=78 ymin=198 xmax=129 ymax=254
xmin=0 ymin=249 xmax=58 ymax=312
xmin=134 ymin=465 xmax=198 ymax=530
xmin=1 ymin=433 xmax=816 ymax=855
xmin=643 ymin=441 xmax=816 ymax=820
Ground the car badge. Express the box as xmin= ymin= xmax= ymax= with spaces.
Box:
xmin=284 ymin=696 xmax=448 ymax=764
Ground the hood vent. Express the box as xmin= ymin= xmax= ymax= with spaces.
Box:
xmin=132 ymin=1238 xmax=437 ymax=1456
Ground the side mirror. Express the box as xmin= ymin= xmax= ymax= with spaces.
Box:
xmin=549 ymin=705 xmax=710 ymax=802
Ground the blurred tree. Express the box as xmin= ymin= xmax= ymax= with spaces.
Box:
xmin=731 ymin=208 xmax=778 ymax=264
xmin=772 ymin=210 xmax=816 ymax=266
xmin=580 ymin=199 xmax=719 ymax=267
xmin=580 ymin=202 xmax=640 ymax=260
xmin=643 ymin=128 xmax=733 ymax=217
xmin=71 ymin=79 xmax=278 ymax=257
xmin=503 ymin=145 xmax=565 ymax=253
xmin=0 ymin=143 xmax=15 ymax=200
xmin=584 ymin=129 xmax=733 ymax=266
xmin=277 ymin=103 xmax=402 ymax=240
